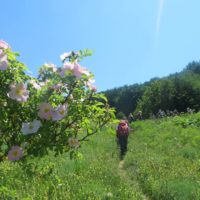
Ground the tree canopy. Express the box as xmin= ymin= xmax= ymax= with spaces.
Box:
xmin=103 ymin=61 xmax=200 ymax=118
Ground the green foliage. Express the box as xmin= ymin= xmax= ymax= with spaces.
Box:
xmin=136 ymin=74 xmax=200 ymax=118
xmin=185 ymin=61 xmax=200 ymax=75
xmin=104 ymin=84 xmax=144 ymax=117
xmin=104 ymin=61 xmax=200 ymax=118
xmin=172 ymin=113 xmax=200 ymax=128
xmin=0 ymin=43 xmax=115 ymax=161
xmin=116 ymin=111 xmax=126 ymax=119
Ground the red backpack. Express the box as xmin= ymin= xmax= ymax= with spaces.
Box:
xmin=117 ymin=121 xmax=129 ymax=136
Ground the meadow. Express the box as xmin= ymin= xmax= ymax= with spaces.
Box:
xmin=1 ymin=113 xmax=200 ymax=199
xmin=126 ymin=112 xmax=200 ymax=200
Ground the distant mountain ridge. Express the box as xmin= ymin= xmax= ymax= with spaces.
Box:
xmin=103 ymin=61 xmax=200 ymax=118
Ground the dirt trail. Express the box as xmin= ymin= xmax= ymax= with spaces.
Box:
xmin=118 ymin=160 xmax=125 ymax=174
xmin=118 ymin=160 xmax=149 ymax=200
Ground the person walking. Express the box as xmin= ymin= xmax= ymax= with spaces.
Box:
xmin=128 ymin=113 xmax=134 ymax=123
xmin=116 ymin=120 xmax=130 ymax=160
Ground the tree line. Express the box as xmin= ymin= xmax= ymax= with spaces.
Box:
xmin=103 ymin=61 xmax=200 ymax=119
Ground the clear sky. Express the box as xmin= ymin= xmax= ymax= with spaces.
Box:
xmin=1 ymin=0 xmax=200 ymax=91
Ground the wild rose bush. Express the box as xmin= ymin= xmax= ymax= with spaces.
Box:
xmin=0 ymin=41 xmax=115 ymax=161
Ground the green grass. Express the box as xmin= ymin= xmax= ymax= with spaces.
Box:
xmin=125 ymin=112 xmax=200 ymax=200
xmin=0 ymin=126 xmax=144 ymax=200
xmin=2 ymin=113 xmax=200 ymax=199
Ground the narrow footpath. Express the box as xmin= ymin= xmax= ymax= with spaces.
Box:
xmin=118 ymin=160 xmax=149 ymax=200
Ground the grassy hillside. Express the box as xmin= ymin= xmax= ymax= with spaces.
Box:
xmin=125 ymin=112 xmax=200 ymax=200
xmin=1 ymin=113 xmax=200 ymax=199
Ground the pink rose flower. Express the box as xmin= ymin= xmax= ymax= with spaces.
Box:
xmin=44 ymin=63 xmax=57 ymax=72
xmin=49 ymin=83 xmax=63 ymax=91
xmin=86 ymin=78 xmax=97 ymax=92
xmin=38 ymin=103 xmax=54 ymax=120
xmin=0 ymin=50 xmax=8 ymax=70
xmin=59 ymin=62 xmax=74 ymax=77
xmin=29 ymin=80 xmax=42 ymax=90
xmin=7 ymin=146 xmax=23 ymax=161
xmin=7 ymin=83 xmax=29 ymax=102
xmin=60 ymin=52 xmax=72 ymax=61
xmin=21 ymin=119 xmax=42 ymax=135
xmin=0 ymin=40 xmax=10 ymax=49
xmin=52 ymin=104 xmax=68 ymax=121
xmin=73 ymin=62 xmax=90 ymax=78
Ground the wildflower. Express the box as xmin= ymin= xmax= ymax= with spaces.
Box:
xmin=52 ymin=104 xmax=68 ymax=121
xmin=86 ymin=78 xmax=97 ymax=91
xmin=59 ymin=62 xmax=74 ymax=77
xmin=106 ymin=192 xmax=113 ymax=198
xmin=39 ymin=82 xmax=46 ymax=87
xmin=73 ymin=62 xmax=90 ymax=78
xmin=38 ymin=103 xmax=54 ymax=120
xmin=49 ymin=83 xmax=63 ymax=91
xmin=44 ymin=63 xmax=57 ymax=72
xmin=90 ymin=85 xmax=97 ymax=92
xmin=0 ymin=40 xmax=10 ymax=49
xmin=7 ymin=146 xmax=23 ymax=161
xmin=87 ymin=78 xmax=95 ymax=85
xmin=21 ymin=119 xmax=42 ymax=135
xmin=29 ymin=79 xmax=42 ymax=90
xmin=60 ymin=52 xmax=72 ymax=61
xmin=68 ymin=137 xmax=80 ymax=148
xmin=0 ymin=50 xmax=8 ymax=70
xmin=7 ymin=83 xmax=29 ymax=102
xmin=38 ymin=79 xmax=50 ymax=87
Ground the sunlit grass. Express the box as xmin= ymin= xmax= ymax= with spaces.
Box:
xmin=125 ymin=113 xmax=200 ymax=200
xmin=2 ymin=113 xmax=200 ymax=199
xmin=0 ymin=126 xmax=144 ymax=200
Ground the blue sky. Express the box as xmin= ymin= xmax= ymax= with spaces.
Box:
xmin=1 ymin=0 xmax=200 ymax=91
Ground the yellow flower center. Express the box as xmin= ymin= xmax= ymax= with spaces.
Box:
xmin=44 ymin=108 xmax=50 ymax=113
xmin=12 ymin=151 xmax=18 ymax=157
xmin=29 ymin=124 xmax=33 ymax=130
xmin=72 ymin=140 xmax=75 ymax=145
xmin=59 ymin=110 xmax=65 ymax=115
xmin=16 ymin=89 xmax=23 ymax=95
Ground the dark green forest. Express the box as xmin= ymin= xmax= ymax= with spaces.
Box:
xmin=103 ymin=61 xmax=200 ymax=118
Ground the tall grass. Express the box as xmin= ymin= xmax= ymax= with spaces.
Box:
xmin=2 ymin=113 xmax=200 ymax=199
xmin=125 ymin=113 xmax=200 ymax=200
xmin=0 ymin=126 xmax=144 ymax=200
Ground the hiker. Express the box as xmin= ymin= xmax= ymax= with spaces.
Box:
xmin=136 ymin=111 xmax=143 ymax=120
xmin=116 ymin=120 xmax=130 ymax=159
xmin=128 ymin=113 xmax=134 ymax=123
